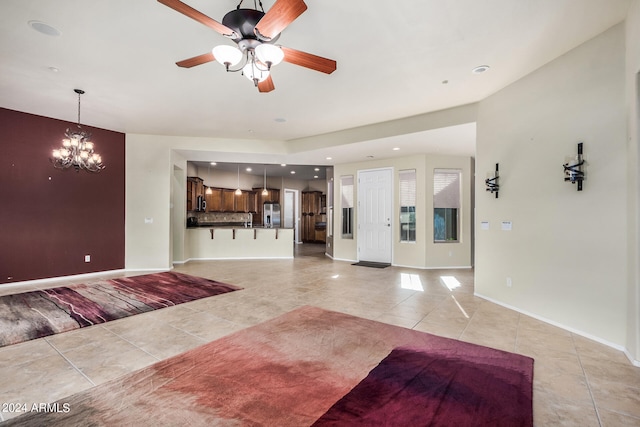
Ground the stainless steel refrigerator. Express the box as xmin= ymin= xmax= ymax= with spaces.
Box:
xmin=263 ymin=202 xmax=281 ymax=228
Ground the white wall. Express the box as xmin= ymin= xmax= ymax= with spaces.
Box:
xmin=333 ymin=154 xmax=473 ymax=268
xmin=475 ymin=24 xmax=627 ymax=347
xmin=625 ymin=0 xmax=640 ymax=363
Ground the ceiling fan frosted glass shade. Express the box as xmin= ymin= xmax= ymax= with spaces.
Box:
xmin=242 ymin=62 xmax=270 ymax=82
xmin=212 ymin=45 xmax=243 ymax=66
xmin=255 ymin=44 xmax=284 ymax=66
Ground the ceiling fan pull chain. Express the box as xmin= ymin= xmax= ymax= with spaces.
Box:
xmin=235 ymin=0 xmax=244 ymax=10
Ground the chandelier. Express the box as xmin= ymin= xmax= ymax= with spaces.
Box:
xmin=51 ymin=89 xmax=104 ymax=172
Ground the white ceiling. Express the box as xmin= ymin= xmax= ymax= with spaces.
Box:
xmin=0 ymin=0 xmax=631 ymax=168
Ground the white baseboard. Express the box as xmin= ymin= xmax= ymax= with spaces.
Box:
xmin=2 ymin=269 xmax=127 ymax=289
xmin=475 ymin=292 xmax=640 ymax=367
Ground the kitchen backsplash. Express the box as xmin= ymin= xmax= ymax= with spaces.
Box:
xmin=188 ymin=212 xmax=253 ymax=226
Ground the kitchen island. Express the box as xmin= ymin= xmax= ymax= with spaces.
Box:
xmin=185 ymin=227 xmax=294 ymax=260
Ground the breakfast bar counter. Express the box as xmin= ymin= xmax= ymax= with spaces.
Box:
xmin=185 ymin=227 xmax=294 ymax=260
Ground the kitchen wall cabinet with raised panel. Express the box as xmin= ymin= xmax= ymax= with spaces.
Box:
xmin=205 ymin=187 xmax=223 ymax=211
xmin=187 ymin=177 xmax=204 ymax=211
xmin=222 ymin=189 xmax=236 ymax=212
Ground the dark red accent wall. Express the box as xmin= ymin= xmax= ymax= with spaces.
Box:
xmin=0 ymin=108 xmax=125 ymax=284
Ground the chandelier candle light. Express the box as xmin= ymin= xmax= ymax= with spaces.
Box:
xmin=51 ymin=89 xmax=104 ymax=172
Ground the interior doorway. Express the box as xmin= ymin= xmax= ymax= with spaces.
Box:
xmin=284 ymin=188 xmax=300 ymax=243
xmin=171 ymin=165 xmax=186 ymax=264
xmin=357 ymin=168 xmax=393 ymax=263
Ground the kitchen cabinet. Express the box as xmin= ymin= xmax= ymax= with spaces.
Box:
xmin=205 ymin=187 xmax=223 ymax=212
xmin=222 ymin=189 xmax=236 ymax=212
xmin=187 ymin=177 xmax=204 ymax=211
xmin=235 ymin=190 xmax=252 ymax=213
xmin=301 ymin=191 xmax=325 ymax=242
xmin=246 ymin=191 xmax=256 ymax=214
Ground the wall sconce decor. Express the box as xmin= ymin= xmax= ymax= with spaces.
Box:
xmin=563 ymin=142 xmax=585 ymax=191
xmin=485 ymin=163 xmax=499 ymax=198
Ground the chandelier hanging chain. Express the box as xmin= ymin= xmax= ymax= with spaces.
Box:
xmin=76 ymin=89 xmax=82 ymax=126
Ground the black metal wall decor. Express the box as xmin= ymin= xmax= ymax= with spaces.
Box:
xmin=563 ymin=142 xmax=585 ymax=191
xmin=485 ymin=163 xmax=499 ymax=198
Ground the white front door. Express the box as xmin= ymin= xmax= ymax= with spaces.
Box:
xmin=357 ymin=168 xmax=393 ymax=263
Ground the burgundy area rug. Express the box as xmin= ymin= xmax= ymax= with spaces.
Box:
xmin=0 ymin=272 xmax=242 ymax=348
xmin=5 ymin=306 xmax=533 ymax=427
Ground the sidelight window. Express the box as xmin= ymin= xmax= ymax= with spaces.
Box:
xmin=433 ymin=169 xmax=461 ymax=242
xmin=399 ymin=169 xmax=416 ymax=242
xmin=340 ymin=176 xmax=354 ymax=239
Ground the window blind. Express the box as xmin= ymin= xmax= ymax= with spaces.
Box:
xmin=341 ymin=176 xmax=354 ymax=208
xmin=433 ymin=169 xmax=461 ymax=208
xmin=399 ymin=169 xmax=416 ymax=207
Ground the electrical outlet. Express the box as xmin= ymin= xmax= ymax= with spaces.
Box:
xmin=506 ymin=277 xmax=512 ymax=287
xmin=84 ymin=255 xmax=91 ymax=263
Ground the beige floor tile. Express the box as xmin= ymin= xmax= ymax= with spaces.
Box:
xmin=598 ymin=408 xmax=640 ymax=427
xmin=0 ymin=353 xmax=93 ymax=421
xmin=167 ymin=311 xmax=245 ymax=341
xmin=49 ymin=332 xmax=159 ymax=385
xmin=533 ymin=388 xmax=600 ymax=427
xmin=588 ymin=378 xmax=640 ymax=419
xmin=0 ymin=338 xmax=60 ymax=367
xmin=104 ymin=319 xmax=207 ymax=359
xmin=412 ymin=319 xmax=466 ymax=339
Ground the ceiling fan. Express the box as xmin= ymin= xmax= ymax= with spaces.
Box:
xmin=158 ymin=0 xmax=337 ymax=93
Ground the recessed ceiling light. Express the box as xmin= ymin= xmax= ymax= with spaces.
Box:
xmin=326 ymin=157 xmax=332 ymax=160
xmin=290 ymin=171 xmax=296 ymax=174
xmin=314 ymin=175 xmax=319 ymax=179
xmin=28 ymin=20 xmax=60 ymax=36
xmin=281 ymin=163 xmax=287 ymax=167
xmin=314 ymin=168 xmax=320 ymax=171
xmin=393 ymin=147 xmax=400 ymax=151
xmin=366 ymin=155 xmax=374 ymax=159
xmin=442 ymin=80 xmax=449 ymax=84
xmin=472 ymin=65 xmax=490 ymax=74
xmin=246 ymin=167 xmax=252 ymax=172
xmin=210 ymin=162 xmax=217 ymax=165
xmin=48 ymin=66 xmax=60 ymax=73
xmin=274 ymin=118 xmax=287 ymax=123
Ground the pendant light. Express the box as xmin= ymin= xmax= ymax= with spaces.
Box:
xmin=206 ymin=163 xmax=213 ymax=195
xmin=235 ymin=165 xmax=242 ymax=195
xmin=262 ymin=166 xmax=268 ymax=196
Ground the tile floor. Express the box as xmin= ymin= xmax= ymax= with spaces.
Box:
xmin=1 ymin=244 xmax=639 ymax=426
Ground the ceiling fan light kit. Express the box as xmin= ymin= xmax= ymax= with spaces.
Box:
xmin=158 ymin=0 xmax=336 ymax=92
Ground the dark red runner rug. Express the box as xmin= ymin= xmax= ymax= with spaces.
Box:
xmin=0 ymin=272 xmax=241 ymax=348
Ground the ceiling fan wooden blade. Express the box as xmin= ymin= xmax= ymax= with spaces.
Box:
xmin=176 ymin=52 xmax=215 ymax=68
xmin=258 ymin=75 xmax=275 ymax=93
xmin=157 ymin=0 xmax=237 ymax=38
xmin=254 ymin=0 xmax=307 ymax=41
xmin=281 ymin=46 xmax=336 ymax=74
